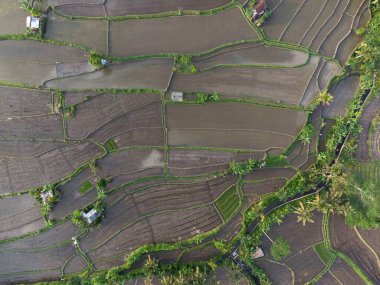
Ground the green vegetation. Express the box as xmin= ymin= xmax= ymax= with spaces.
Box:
xmin=314 ymin=243 xmax=336 ymax=266
xmin=195 ymin=91 xmax=221 ymax=103
xmin=229 ymin=159 xmax=258 ymax=175
xmin=270 ymin=236 xmax=290 ymax=261
xmin=20 ymin=0 xmax=42 ymax=16
xmin=174 ymin=54 xmax=197 ymax=73
xmin=105 ymin=139 xmax=119 ymax=152
xmin=316 ymin=89 xmax=334 ymax=106
xmin=215 ymin=186 xmax=240 ymax=221
xmin=78 ymin=181 xmax=93 ymax=194
xmin=89 ymin=51 xmax=107 ymax=68
xmin=71 ymin=201 xmax=106 ymax=229
xmin=264 ymin=154 xmax=289 ymax=167
xmin=294 ymin=201 xmax=314 ymax=226
xmin=30 ymin=183 xmax=60 ymax=224
xmin=298 ymin=123 xmax=315 ymax=145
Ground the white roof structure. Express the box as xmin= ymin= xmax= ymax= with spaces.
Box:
xmin=26 ymin=16 xmax=40 ymax=29
xmin=252 ymin=247 xmax=265 ymax=259
xmin=81 ymin=209 xmax=99 ymax=224
xmin=171 ymin=91 xmax=183 ymax=102
xmin=40 ymin=190 xmax=53 ymax=204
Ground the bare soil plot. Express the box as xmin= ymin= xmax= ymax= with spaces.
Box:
xmin=315 ymin=272 xmax=341 ymax=285
xmin=0 ymin=194 xmax=44 ymax=241
xmin=0 ymin=114 xmax=62 ymax=140
xmin=64 ymin=91 xmax=102 ymax=106
xmin=50 ymin=168 xmax=98 ymax=220
xmin=0 ymin=87 xmax=51 ymax=119
xmin=0 ymin=269 xmax=61 ymax=285
xmin=112 ymin=127 xmax=164 ymax=148
xmin=168 ymin=149 xmax=264 ymax=176
xmin=194 ymin=43 xmax=309 ymax=70
xmin=329 ymin=214 xmax=380 ymax=283
xmin=45 ymin=12 xmax=108 ymax=53
xmin=357 ymin=228 xmax=380 ymax=257
xmin=0 ymin=243 xmax=76 ymax=281
xmin=85 ymin=205 xmax=221 ymax=266
xmin=66 ymin=92 xmax=161 ymax=140
xmin=286 ymin=248 xmax=325 ymax=284
xmin=53 ymin=0 xmax=231 ymax=17
xmin=356 ymin=96 xmax=380 ymax=162
xmin=0 ymin=141 xmax=102 ymax=194
xmin=322 ymin=75 xmax=360 ymax=118
xmin=263 ymin=212 xmax=323 ymax=258
xmin=45 ymin=59 xmax=174 ymax=90
xmin=0 ymin=220 xmax=79 ymax=251
xmin=244 ymin=167 xmax=296 ymax=181
xmin=0 ymin=140 xmax=66 ymax=159
xmin=243 ymin=178 xmax=287 ymax=196
xmin=109 ymin=7 xmax=258 ymax=57
xmin=170 ymin=57 xmax=339 ymax=106
xmin=255 ymin=258 xmax=293 ymax=285
xmin=213 ymin=213 xmax=243 ymax=242
xmin=96 ymin=149 xmax=164 ymax=191
xmin=178 ymin=244 xmax=221 ymax=263
xmin=0 ymin=0 xmax=28 ymax=35
xmin=264 ymin=0 xmax=369 ymax=65
xmin=62 ymin=254 xmax=88 ymax=274
xmin=167 ymin=103 xmax=306 ymax=150
xmin=0 ymin=40 xmax=93 ymax=85
xmin=330 ymin=258 xmax=367 ymax=285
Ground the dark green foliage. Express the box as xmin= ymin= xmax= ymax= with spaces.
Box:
xmin=78 ymin=181 xmax=92 ymax=194
xmin=105 ymin=139 xmax=118 ymax=152
xmin=215 ymin=186 xmax=240 ymax=221
xmin=174 ymin=54 xmax=197 ymax=73
xmin=195 ymin=91 xmax=221 ymax=103
xmin=89 ymin=51 xmax=106 ymax=68
xmin=264 ymin=154 xmax=289 ymax=167
xmin=314 ymin=243 xmax=336 ymax=265
xmin=270 ymin=236 xmax=290 ymax=261
xmin=229 ymin=159 xmax=258 ymax=175
xmin=298 ymin=123 xmax=315 ymax=145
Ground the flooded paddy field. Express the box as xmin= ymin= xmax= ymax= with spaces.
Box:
xmin=45 ymin=11 xmax=108 ymax=53
xmin=45 ymin=58 xmax=174 ymax=90
xmin=109 ymin=8 xmax=258 ymax=57
xmin=166 ymin=102 xmax=306 ymax=150
xmin=0 ymin=40 xmax=93 ymax=85
xmin=170 ymin=56 xmax=340 ymax=106
xmin=322 ymin=75 xmax=360 ymax=118
xmin=0 ymin=0 xmax=28 ymax=35
xmin=168 ymin=149 xmax=264 ymax=176
xmin=193 ymin=42 xmax=309 ymax=70
xmin=52 ymin=0 xmax=231 ymax=17
xmin=263 ymin=0 xmax=370 ymax=65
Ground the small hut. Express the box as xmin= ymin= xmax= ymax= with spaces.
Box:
xmin=26 ymin=16 xmax=40 ymax=30
xmin=252 ymin=0 xmax=268 ymax=22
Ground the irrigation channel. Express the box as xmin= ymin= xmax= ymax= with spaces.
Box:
xmin=228 ymin=87 xmax=373 ymax=284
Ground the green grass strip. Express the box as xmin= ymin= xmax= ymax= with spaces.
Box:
xmin=78 ymin=181 xmax=93 ymax=194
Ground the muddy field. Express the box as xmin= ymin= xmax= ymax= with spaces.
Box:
xmin=168 ymin=149 xmax=264 ymax=176
xmin=322 ymin=75 xmax=360 ymax=118
xmin=356 ymin=96 xmax=380 ymax=162
xmin=45 ymin=59 xmax=174 ymax=90
xmin=0 ymin=194 xmax=44 ymax=241
xmin=263 ymin=0 xmax=369 ymax=65
xmin=0 ymin=0 xmax=28 ymax=35
xmin=66 ymin=92 xmax=162 ymax=140
xmin=109 ymin=8 xmax=257 ymax=57
xmin=0 ymin=141 xmax=103 ymax=194
xmin=170 ymin=56 xmax=340 ymax=106
xmin=329 ymin=214 xmax=380 ymax=283
xmin=52 ymin=0 xmax=231 ymax=16
xmin=45 ymin=12 xmax=108 ymax=53
xmin=194 ymin=42 xmax=309 ymax=70
xmin=167 ymin=103 xmax=306 ymax=149
xmin=0 ymin=40 xmax=92 ymax=85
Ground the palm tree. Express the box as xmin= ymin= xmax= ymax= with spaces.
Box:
xmin=294 ymin=202 xmax=314 ymax=226
xmin=317 ymin=89 xmax=333 ymax=106
xmin=160 ymin=275 xmax=174 ymax=285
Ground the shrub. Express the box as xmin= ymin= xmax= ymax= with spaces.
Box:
xmin=270 ymin=236 xmax=290 ymax=261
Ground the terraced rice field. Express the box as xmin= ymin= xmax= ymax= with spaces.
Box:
xmin=0 ymin=0 xmax=374 ymax=283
